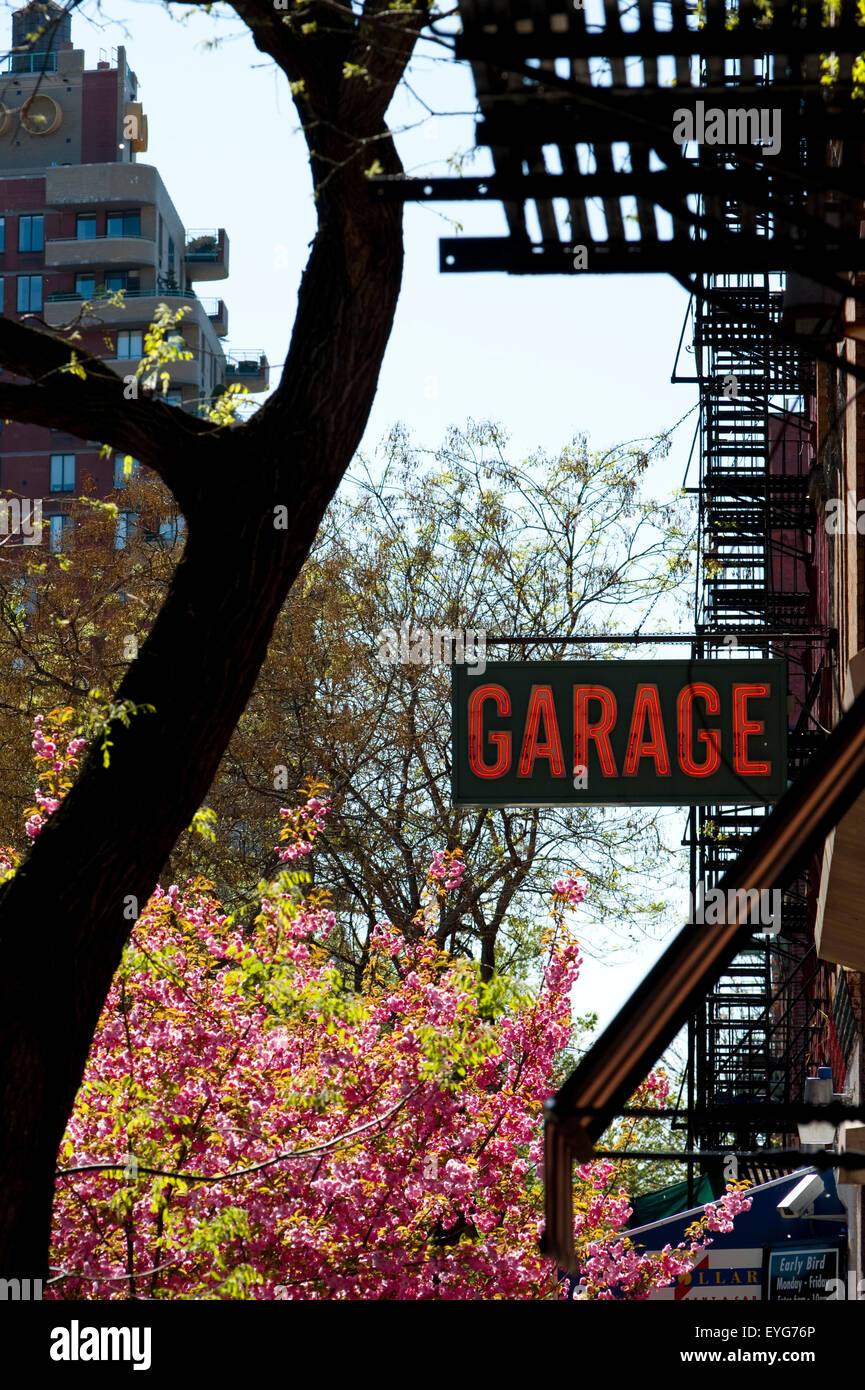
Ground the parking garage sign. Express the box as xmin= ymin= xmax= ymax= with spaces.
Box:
xmin=451 ymin=660 xmax=787 ymax=806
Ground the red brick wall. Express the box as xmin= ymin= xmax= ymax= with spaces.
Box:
xmin=81 ymin=70 xmax=119 ymax=165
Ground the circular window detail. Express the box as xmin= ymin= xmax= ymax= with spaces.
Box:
xmin=20 ymin=95 xmax=63 ymax=136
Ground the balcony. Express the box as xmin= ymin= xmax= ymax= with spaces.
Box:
xmin=43 ymin=286 xmax=198 ymax=330
xmin=224 ymin=351 xmax=269 ymax=394
xmin=45 ymin=235 xmax=158 ymax=271
xmin=46 ymin=163 xmax=163 ymax=209
xmin=199 ymin=297 xmax=228 ymax=337
xmin=103 ymin=352 xmax=201 ymax=387
xmin=184 ymin=228 xmax=229 ymax=282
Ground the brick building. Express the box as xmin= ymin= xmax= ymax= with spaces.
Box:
xmin=0 ymin=2 xmax=268 ymax=549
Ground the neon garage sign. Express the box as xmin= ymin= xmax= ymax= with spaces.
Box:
xmin=451 ymin=661 xmax=786 ymax=806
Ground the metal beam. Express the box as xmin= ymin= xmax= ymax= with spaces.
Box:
xmin=456 ymin=21 xmax=865 ymax=65
xmin=439 ymin=237 xmax=865 ymax=276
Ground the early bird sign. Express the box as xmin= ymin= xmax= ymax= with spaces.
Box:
xmin=451 ymin=660 xmax=787 ymax=806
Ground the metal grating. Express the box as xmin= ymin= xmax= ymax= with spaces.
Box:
xmin=374 ymin=0 xmax=865 ymax=277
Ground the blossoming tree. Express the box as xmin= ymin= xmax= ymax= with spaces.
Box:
xmin=2 ymin=711 xmax=750 ymax=1299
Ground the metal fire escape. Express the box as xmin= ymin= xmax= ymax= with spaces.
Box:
xmin=374 ymin=0 xmax=865 ymax=284
xmin=677 ymin=273 xmax=835 ymax=1176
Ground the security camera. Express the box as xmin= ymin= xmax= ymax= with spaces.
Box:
xmin=777 ymin=1172 xmax=825 ymax=1218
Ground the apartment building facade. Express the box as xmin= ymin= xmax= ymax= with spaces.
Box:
xmin=0 ymin=2 xmax=268 ymax=549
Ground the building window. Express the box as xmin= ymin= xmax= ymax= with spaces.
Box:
xmin=76 ymin=214 xmax=96 ymax=240
xmin=168 ymin=235 xmax=175 ymax=270
xmin=113 ymin=454 xmax=139 ymax=487
xmin=74 ymin=273 xmax=96 ymax=299
xmin=17 ymin=275 xmax=42 ymax=312
xmin=106 ymin=209 xmax=141 ymax=238
xmin=114 ymin=510 xmax=136 ymax=550
xmin=105 ymin=270 xmax=139 ymax=294
xmin=49 ymin=453 xmax=75 ymax=493
xmin=18 ymin=216 xmax=44 ymax=253
xmin=48 ymin=514 xmax=72 ymax=552
xmin=164 ymin=389 xmax=183 ymax=407
xmin=116 ymin=330 xmax=143 ymax=359
xmin=0 ymin=218 xmax=5 ymax=252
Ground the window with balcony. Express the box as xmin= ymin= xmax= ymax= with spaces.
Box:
xmin=164 ymin=389 xmax=183 ymax=407
xmin=17 ymin=275 xmax=42 ymax=313
xmin=117 ymin=331 xmax=143 ymax=359
xmin=18 ymin=216 xmax=44 ymax=253
xmin=76 ymin=215 xmax=96 ymax=240
xmin=48 ymin=514 xmax=72 ymax=553
xmin=49 ymin=454 xmax=75 ymax=493
xmin=106 ymin=210 xmax=141 ymax=238
xmin=114 ymin=455 xmax=140 ymax=487
xmin=74 ymin=273 xmax=95 ymax=299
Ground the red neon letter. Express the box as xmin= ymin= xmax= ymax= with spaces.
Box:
xmin=574 ymin=686 xmax=618 ymax=777
xmin=468 ymin=684 xmax=511 ymax=778
xmin=734 ymin=683 xmax=771 ymax=775
xmin=519 ymin=685 xmax=565 ymax=777
xmin=677 ymin=682 xmax=721 ymax=777
xmin=624 ymin=684 xmax=671 ymax=777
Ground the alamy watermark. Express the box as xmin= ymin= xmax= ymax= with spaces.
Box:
xmin=824 ymin=491 xmax=865 ymax=534
xmin=689 ymin=882 xmax=781 ymax=933
xmin=673 ymin=101 xmax=781 ymax=156
xmin=50 ymin=1322 xmax=151 ymax=1371
xmin=376 ymin=624 xmax=486 ymax=675
xmin=0 ymin=1277 xmax=42 ymax=1300
xmin=0 ymin=498 xmax=42 ymax=545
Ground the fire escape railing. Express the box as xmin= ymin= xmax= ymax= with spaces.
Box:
xmin=679 ymin=271 xmax=835 ymax=1184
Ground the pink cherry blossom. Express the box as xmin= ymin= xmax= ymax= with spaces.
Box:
xmin=0 ymin=712 xmax=751 ymax=1300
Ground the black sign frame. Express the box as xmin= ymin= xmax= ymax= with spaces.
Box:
xmin=765 ymin=1243 xmax=844 ymax=1301
xmin=451 ymin=659 xmax=787 ymax=807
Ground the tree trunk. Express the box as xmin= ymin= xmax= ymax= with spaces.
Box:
xmin=0 ymin=23 xmax=412 ymax=1270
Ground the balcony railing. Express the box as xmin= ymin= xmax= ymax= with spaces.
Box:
xmin=1 ymin=52 xmax=58 ymax=74
xmin=198 ymin=297 xmax=228 ymax=332
xmin=225 ymin=352 xmax=266 ymax=374
xmin=47 ymin=288 xmax=199 ymax=302
xmin=47 ymin=234 xmax=151 ymax=244
xmin=185 ymin=229 xmax=221 ymax=261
